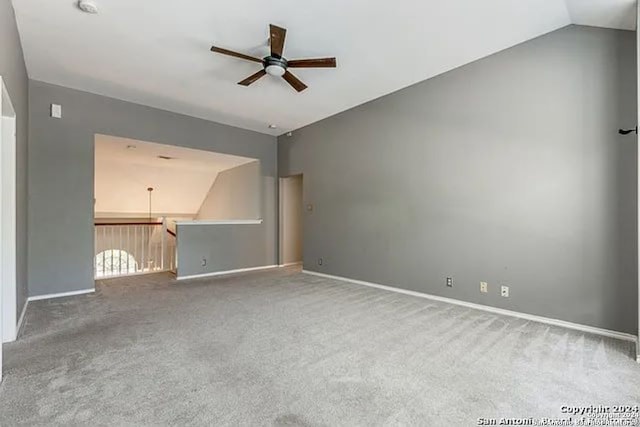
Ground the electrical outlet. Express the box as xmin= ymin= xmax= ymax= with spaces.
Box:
xmin=501 ymin=285 xmax=509 ymax=298
xmin=446 ymin=277 xmax=453 ymax=287
xmin=317 ymin=258 xmax=323 ymax=266
xmin=201 ymin=257 xmax=207 ymax=267
xmin=480 ymin=281 xmax=488 ymax=293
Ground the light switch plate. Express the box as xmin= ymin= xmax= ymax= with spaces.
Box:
xmin=51 ymin=104 xmax=62 ymax=119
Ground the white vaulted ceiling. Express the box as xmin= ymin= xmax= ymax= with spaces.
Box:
xmin=12 ymin=0 xmax=637 ymax=136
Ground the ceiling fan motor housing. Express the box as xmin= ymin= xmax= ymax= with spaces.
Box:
xmin=264 ymin=56 xmax=288 ymax=76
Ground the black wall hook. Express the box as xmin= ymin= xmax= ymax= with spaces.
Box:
xmin=618 ymin=126 xmax=637 ymax=135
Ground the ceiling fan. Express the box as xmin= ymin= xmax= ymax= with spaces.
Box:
xmin=210 ymin=24 xmax=336 ymax=92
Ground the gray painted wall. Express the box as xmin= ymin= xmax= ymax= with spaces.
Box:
xmin=29 ymin=80 xmax=277 ymax=297
xmin=0 ymin=0 xmax=28 ymax=320
xmin=278 ymin=25 xmax=638 ymax=334
xmin=176 ymin=223 xmax=271 ymax=277
xmin=196 ymin=160 xmax=261 ymax=220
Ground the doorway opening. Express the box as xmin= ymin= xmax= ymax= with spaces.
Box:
xmin=1 ymin=77 xmax=17 ymax=353
xmin=279 ymin=174 xmax=303 ymax=267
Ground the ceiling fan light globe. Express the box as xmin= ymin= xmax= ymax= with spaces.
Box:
xmin=77 ymin=0 xmax=99 ymax=14
xmin=265 ymin=65 xmax=286 ymax=77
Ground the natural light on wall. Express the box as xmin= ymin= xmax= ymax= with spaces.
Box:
xmin=95 ymin=249 xmax=138 ymax=278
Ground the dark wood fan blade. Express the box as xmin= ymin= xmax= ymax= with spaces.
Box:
xmin=269 ymin=24 xmax=286 ymax=58
xmin=210 ymin=46 xmax=263 ymax=63
xmin=238 ymin=69 xmax=267 ymax=86
xmin=287 ymin=58 xmax=337 ymax=68
xmin=282 ymin=71 xmax=307 ymax=92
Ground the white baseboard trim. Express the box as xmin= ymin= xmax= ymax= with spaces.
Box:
xmin=303 ymin=270 xmax=637 ymax=344
xmin=177 ymin=265 xmax=279 ymax=281
xmin=2 ymin=299 xmax=28 ymax=343
xmin=279 ymin=262 xmax=303 ymax=267
xmin=15 ymin=299 xmax=28 ymax=339
xmin=28 ymin=288 xmax=95 ymax=302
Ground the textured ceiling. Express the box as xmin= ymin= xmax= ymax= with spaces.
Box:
xmin=12 ymin=0 xmax=637 ymax=136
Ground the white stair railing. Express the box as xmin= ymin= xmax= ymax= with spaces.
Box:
xmin=94 ymin=219 xmax=176 ymax=279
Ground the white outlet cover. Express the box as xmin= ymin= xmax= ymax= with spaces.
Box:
xmin=50 ymin=103 xmax=62 ymax=118
xmin=501 ymin=285 xmax=509 ymax=297
xmin=480 ymin=282 xmax=488 ymax=293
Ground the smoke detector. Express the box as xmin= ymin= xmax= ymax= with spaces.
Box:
xmin=77 ymin=0 xmax=99 ymax=14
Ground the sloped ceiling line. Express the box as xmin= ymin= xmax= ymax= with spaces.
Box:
xmin=12 ymin=0 xmax=636 ymax=136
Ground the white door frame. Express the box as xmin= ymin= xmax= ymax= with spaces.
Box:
xmin=278 ymin=177 xmax=285 ymax=265
xmin=278 ymin=174 xmax=303 ymax=267
xmin=0 ymin=76 xmax=17 ymax=352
